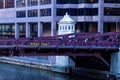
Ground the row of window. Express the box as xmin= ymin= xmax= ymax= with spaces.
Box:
xmin=5 ymin=0 xmax=14 ymax=8
xmin=17 ymin=0 xmax=51 ymax=7
xmin=0 ymin=24 xmax=37 ymax=31
xmin=57 ymin=0 xmax=120 ymax=4
xmin=59 ymin=25 xmax=74 ymax=31
xmin=57 ymin=8 xmax=98 ymax=16
xmin=0 ymin=0 xmax=51 ymax=8
xmin=0 ymin=22 xmax=118 ymax=38
xmin=0 ymin=24 xmax=37 ymax=33
xmin=57 ymin=0 xmax=98 ymax=4
xmin=104 ymin=8 xmax=120 ymax=16
xmin=0 ymin=0 xmax=15 ymax=8
xmin=1 ymin=0 xmax=120 ymax=9
xmin=16 ymin=7 xmax=120 ymax=18
xmin=0 ymin=24 xmax=14 ymax=32
xmin=104 ymin=0 xmax=120 ymax=3
xmin=0 ymin=24 xmax=38 ymax=38
xmin=16 ymin=9 xmax=51 ymax=18
xmin=17 ymin=8 xmax=98 ymax=18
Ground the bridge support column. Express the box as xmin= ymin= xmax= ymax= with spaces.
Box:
xmin=110 ymin=48 xmax=120 ymax=79
xmin=55 ymin=56 xmax=75 ymax=68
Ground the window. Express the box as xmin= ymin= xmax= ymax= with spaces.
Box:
xmin=5 ymin=0 xmax=14 ymax=8
xmin=104 ymin=8 xmax=120 ymax=16
xmin=59 ymin=26 xmax=61 ymax=30
xmin=0 ymin=0 xmax=4 ymax=9
xmin=40 ymin=9 xmax=51 ymax=16
xmin=57 ymin=0 xmax=98 ymax=4
xmin=65 ymin=26 xmax=67 ymax=30
xmin=30 ymin=23 xmax=37 ymax=37
xmin=104 ymin=0 xmax=120 ymax=3
xmin=57 ymin=8 xmax=98 ymax=16
xmin=28 ymin=10 xmax=38 ymax=17
xmin=68 ymin=26 xmax=70 ymax=30
xmin=72 ymin=26 xmax=73 ymax=30
xmin=28 ymin=0 xmax=38 ymax=6
xmin=0 ymin=24 xmax=15 ymax=38
xmin=16 ymin=0 xmax=26 ymax=7
xmin=16 ymin=10 xmax=26 ymax=18
xmin=19 ymin=24 xmax=25 ymax=32
xmin=40 ymin=0 xmax=51 ymax=5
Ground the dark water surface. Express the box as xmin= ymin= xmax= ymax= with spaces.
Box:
xmin=0 ymin=62 xmax=100 ymax=80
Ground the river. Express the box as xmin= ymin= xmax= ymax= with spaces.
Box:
xmin=0 ymin=62 xmax=102 ymax=80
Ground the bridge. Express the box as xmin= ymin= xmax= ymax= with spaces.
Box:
xmin=0 ymin=32 xmax=120 ymax=77
xmin=0 ymin=32 xmax=119 ymax=56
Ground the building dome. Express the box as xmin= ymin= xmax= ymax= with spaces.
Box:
xmin=58 ymin=13 xmax=76 ymax=24
xmin=58 ymin=13 xmax=76 ymax=35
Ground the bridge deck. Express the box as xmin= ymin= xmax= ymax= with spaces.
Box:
xmin=0 ymin=45 xmax=118 ymax=50
xmin=0 ymin=45 xmax=118 ymax=53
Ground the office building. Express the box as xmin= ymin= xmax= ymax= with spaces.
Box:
xmin=0 ymin=0 xmax=119 ymax=38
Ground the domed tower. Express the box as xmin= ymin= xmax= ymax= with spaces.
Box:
xmin=58 ymin=12 xmax=76 ymax=35
xmin=55 ymin=13 xmax=76 ymax=67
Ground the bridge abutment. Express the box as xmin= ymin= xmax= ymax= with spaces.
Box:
xmin=110 ymin=48 xmax=120 ymax=79
xmin=55 ymin=56 xmax=75 ymax=67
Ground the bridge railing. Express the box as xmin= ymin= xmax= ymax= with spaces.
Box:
xmin=0 ymin=32 xmax=119 ymax=48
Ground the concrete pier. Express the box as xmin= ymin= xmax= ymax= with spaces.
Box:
xmin=110 ymin=48 xmax=120 ymax=79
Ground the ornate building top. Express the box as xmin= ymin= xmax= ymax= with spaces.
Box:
xmin=58 ymin=13 xmax=76 ymax=24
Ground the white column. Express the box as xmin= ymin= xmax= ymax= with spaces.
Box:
xmin=3 ymin=0 xmax=5 ymax=8
xmin=25 ymin=0 xmax=28 ymax=7
xmin=26 ymin=22 xmax=30 ymax=38
xmin=38 ymin=22 xmax=43 ymax=37
xmin=37 ymin=0 xmax=41 ymax=37
xmin=51 ymin=0 xmax=56 ymax=36
xmin=25 ymin=0 xmax=28 ymax=18
xmin=110 ymin=48 xmax=120 ymax=78
xmin=98 ymin=0 xmax=104 ymax=33
xmin=15 ymin=23 xmax=19 ymax=39
xmin=70 ymin=25 xmax=72 ymax=31
xmin=15 ymin=0 xmax=16 ymax=8
xmin=73 ymin=24 xmax=75 ymax=31
xmin=51 ymin=16 xmax=56 ymax=36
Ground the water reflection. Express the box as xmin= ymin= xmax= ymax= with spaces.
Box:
xmin=0 ymin=62 xmax=96 ymax=80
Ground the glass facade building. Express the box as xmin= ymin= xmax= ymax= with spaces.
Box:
xmin=0 ymin=0 xmax=119 ymax=38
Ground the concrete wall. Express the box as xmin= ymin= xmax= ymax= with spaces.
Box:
xmin=110 ymin=48 xmax=120 ymax=76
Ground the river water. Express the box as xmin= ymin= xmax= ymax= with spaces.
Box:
xmin=0 ymin=62 xmax=100 ymax=80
